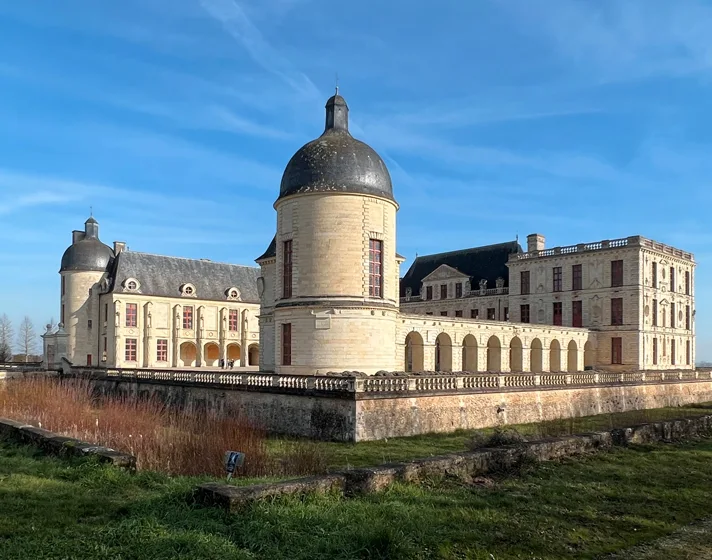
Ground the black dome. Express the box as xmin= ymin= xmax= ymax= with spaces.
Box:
xmin=60 ymin=217 xmax=114 ymax=272
xmin=278 ymin=94 xmax=394 ymax=202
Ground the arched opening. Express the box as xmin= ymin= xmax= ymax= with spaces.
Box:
xmin=584 ymin=341 xmax=594 ymax=369
xmin=530 ymin=338 xmax=543 ymax=373
xmin=248 ymin=344 xmax=259 ymax=366
xmin=435 ymin=333 xmax=453 ymax=372
xmin=462 ymin=334 xmax=478 ymax=372
xmin=549 ymin=339 xmax=561 ymax=373
xmin=227 ymin=343 xmax=241 ymax=362
xmin=509 ymin=336 xmax=523 ymax=372
xmin=179 ymin=342 xmax=197 ymax=367
xmin=405 ymin=331 xmax=425 ymax=372
xmin=567 ymin=340 xmax=579 ymax=372
xmin=487 ymin=335 xmax=502 ymax=372
xmin=204 ymin=343 xmax=220 ymax=366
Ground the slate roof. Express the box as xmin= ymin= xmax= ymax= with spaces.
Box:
xmin=400 ymin=241 xmax=522 ymax=297
xmin=255 ymin=235 xmax=277 ymax=262
xmin=109 ymin=251 xmax=260 ymax=303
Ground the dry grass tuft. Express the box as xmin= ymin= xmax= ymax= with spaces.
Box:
xmin=0 ymin=376 xmax=326 ymax=478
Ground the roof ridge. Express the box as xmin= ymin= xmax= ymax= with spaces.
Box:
xmin=413 ymin=240 xmax=520 ymax=261
xmin=122 ymin=250 xmax=259 ymax=270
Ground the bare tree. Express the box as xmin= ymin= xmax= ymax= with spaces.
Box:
xmin=17 ymin=316 xmax=37 ymax=362
xmin=0 ymin=314 xmax=13 ymax=362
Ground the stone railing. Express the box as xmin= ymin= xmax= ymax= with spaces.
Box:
xmin=511 ymin=236 xmax=694 ymax=263
xmin=70 ymin=366 xmax=711 ymax=397
xmin=400 ymin=287 xmax=508 ymax=304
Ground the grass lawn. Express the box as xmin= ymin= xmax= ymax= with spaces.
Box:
xmin=3 ymin=436 xmax=712 ymax=559
xmin=269 ymin=402 xmax=712 ymax=470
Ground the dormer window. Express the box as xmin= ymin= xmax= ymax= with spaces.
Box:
xmin=181 ymin=283 xmax=196 ymax=297
xmin=226 ymin=287 xmax=241 ymax=301
xmin=122 ymin=278 xmax=140 ymax=292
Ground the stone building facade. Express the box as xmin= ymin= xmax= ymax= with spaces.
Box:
xmin=44 ymin=218 xmax=260 ymax=369
xmin=257 ymin=92 xmax=696 ymax=375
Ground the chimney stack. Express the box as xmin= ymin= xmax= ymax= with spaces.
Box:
xmin=113 ymin=241 xmax=126 ymax=255
xmin=527 ymin=233 xmax=545 ymax=253
xmin=72 ymin=230 xmax=85 ymax=244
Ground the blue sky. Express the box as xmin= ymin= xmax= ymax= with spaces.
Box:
xmin=1 ymin=0 xmax=712 ymax=358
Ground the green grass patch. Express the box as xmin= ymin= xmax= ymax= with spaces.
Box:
xmin=268 ymin=402 xmax=712 ymax=470
xmin=4 ymin=435 xmax=712 ymax=559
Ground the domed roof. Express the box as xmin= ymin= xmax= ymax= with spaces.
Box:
xmin=60 ymin=217 xmax=114 ymax=273
xmin=278 ymin=93 xmax=394 ymax=202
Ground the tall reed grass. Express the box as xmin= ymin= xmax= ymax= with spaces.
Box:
xmin=0 ymin=376 xmax=326 ymax=478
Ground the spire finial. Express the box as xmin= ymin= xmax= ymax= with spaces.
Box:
xmin=90 ymin=205 xmax=93 ymax=217
xmin=335 ymin=72 xmax=339 ymax=96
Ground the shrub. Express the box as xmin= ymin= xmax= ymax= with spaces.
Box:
xmin=0 ymin=376 xmax=326 ymax=478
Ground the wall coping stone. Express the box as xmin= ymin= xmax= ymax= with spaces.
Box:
xmin=196 ymin=415 xmax=712 ymax=511
xmin=0 ymin=417 xmax=136 ymax=470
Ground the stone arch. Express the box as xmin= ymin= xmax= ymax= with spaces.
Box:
xmin=584 ymin=341 xmax=594 ymax=369
xmin=462 ymin=334 xmax=478 ymax=372
xmin=549 ymin=339 xmax=562 ymax=373
xmin=248 ymin=344 xmax=259 ymax=366
xmin=487 ymin=335 xmax=502 ymax=372
xmin=204 ymin=342 xmax=220 ymax=366
xmin=435 ymin=332 xmax=453 ymax=372
xmin=509 ymin=336 xmax=523 ymax=372
xmin=405 ymin=331 xmax=425 ymax=372
xmin=530 ymin=338 xmax=543 ymax=373
xmin=179 ymin=341 xmax=197 ymax=367
xmin=567 ymin=340 xmax=578 ymax=372
xmin=227 ymin=343 xmax=241 ymax=362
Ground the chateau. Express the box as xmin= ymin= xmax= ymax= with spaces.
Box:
xmin=44 ymin=93 xmax=696 ymax=376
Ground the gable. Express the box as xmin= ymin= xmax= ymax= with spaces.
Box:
xmin=421 ymin=264 xmax=470 ymax=283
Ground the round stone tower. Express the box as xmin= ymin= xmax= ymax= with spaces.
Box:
xmin=269 ymin=92 xmax=400 ymax=374
xmin=60 ymin=217 xmax=114 ymax=365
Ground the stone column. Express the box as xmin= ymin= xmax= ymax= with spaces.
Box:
xmin=241 ymin=309 xmax=249 ymax=367
xmin=172 ymin=304 xmax=181 ymax=368
xmin=521 ymin=345 xmax=531 ymax=372
xmin=196 ymin=306 xmax=205 ymax=367
xmin=452 ymin=343 xmax=463 ymax=372
xmin=143 ymin=302 xmax=153 ymax=368
xmin=423 ymin=343 xmax=436 ymax=372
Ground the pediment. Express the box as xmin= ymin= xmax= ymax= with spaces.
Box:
xmin=422 ymin=264 xmax=469 ymax=282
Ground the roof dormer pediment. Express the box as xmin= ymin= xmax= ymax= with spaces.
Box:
xmin=422 ymin=264 xmax=470 ymax=283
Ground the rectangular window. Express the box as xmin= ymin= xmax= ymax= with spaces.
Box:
xmin=455 ymin=310 xmax=463 ymax=318
xmin=504 ymin=307 xmax=509 ymax=321
xmin=553 ymin=302 xmax=563 ymax=326
xmin=426 ymin=312 xmax=433 ymax=316
xmin=61 ymin=304 xmax=65 ymax=325
xmin=440 ymin=311 xmax=448 ymax=317
xmin=611 ymin=260 xmax=623 ymax=288
xmin=455 ymin=282 xmax=462 ymax=298
xmin=103 ymin=337 xmax=107 ymax=353
xmin=104 ymin=303 xmax=108 ymax=322
xmin=671 ymin=339 xmax=676 ymax=365
xmin=670 ymin=267 xmax=675 ymax=293
xmin=652 ymin=299 xmax=658 ymax=327
xmin=440 ymin=284 xmax=447 ymax=299
xmin=670 ymin=302 xmax=676 ymax=329
xmin=61 ymin=276 xmax=65 ymax=296
xmin=520 ymin=271 xmax=530 ymax=295
xmin=520 ymin=304 xmax=530 ymax=323
xmin=283 ymin=239 xmax=293 ymax=299
xmin=611 ymin=337 xmax=622 ymax=365
xmin=611 ymin=298 xmax=623 ymax=326
xmin=572 ymin=264 xmax=583 ymax=291
xmin=157 ymin=339 xmax=168 ymax=362
xmin=572 ymin=300 xmax=583 ymax=328
xmin=653 ymin=338 xmax=658 ymax=365
xmin=282 ymin=323 xmax=292 ymax=366
xmin=87 ymin=319 xmax=92 ymax=329
xmin=368 ymin=239 xmax=383 ymax=297
xmin=553 ymin=267 xmax=562 ymax=292
xmin=86 ymin=354 xmax=92 ymax=366
xmin=125 ymin=303 xmax=137 ymax=327
xmin=685 ymin=271 xmax=690 ymax=295
xmin=426 ymin=286 xmax=433 ymax=300
xmin=652 ymin=262 xmax=657 ymax=288
xmin=687 ymin=340 xmax=691 ymax=365
xmin=125 ymin=338 xmax=137 ymax=362
xmin=487 ymin=308 xmax=496 ymax=320
xmin=229 ymin=309 xmax=239 ymax=332
xmin=183 ymin=306 xmax=193 ymax=329
xmin=686 ymin=305 xmax=691 ymax=330
xmin=471 ymin=309 xmax=479 ymax=319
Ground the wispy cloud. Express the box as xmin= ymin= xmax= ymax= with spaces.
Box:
xmin=199 ymin=0 xmax=319 ymax=98
xmin=0 ymin=191 xmax=82 ymax=216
